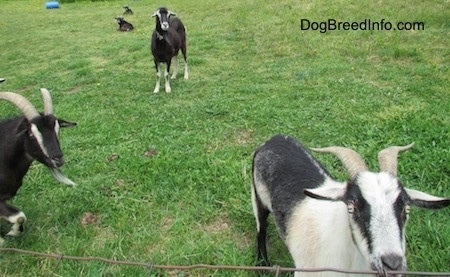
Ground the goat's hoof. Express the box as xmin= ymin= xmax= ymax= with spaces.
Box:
xmin=165 ymin=89 xmax=171 ymax=93
xmin=153 ymin=90 xmax=159 ymax=93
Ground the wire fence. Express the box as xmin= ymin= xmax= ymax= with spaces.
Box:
xmin=0 ymin=247 xmax=449 ymax=276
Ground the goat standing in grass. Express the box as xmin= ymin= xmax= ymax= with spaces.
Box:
xmin=0 ymin=89 xmax=76 ymax=244
xmin=252 ymin=135 xmax=450 ymax=276
xmin=150 ymin=7 xmax=188 ymax=93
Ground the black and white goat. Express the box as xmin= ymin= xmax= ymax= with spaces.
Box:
xmin=123 ymin=5 xmax=133 ymax=15
xmin=252 ymin=135 xmax=450 ymax=276
xmin=150 ymin=7 xmax=188 ymax=93
xmin=0 ymin=89 xmax=76 ymax=243
xmin=115 ymin=17 xmax=134 ymax=31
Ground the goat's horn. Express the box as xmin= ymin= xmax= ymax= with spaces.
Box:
xmin=40 ymin=88 xmax=53 ymax=115
xmin=0 ymin=92 xmax=40 ymax=120
xmin=311 ymin=146 xmax=369 ymax=179
xmin=378 ymin=143 xmax=414 ymax=176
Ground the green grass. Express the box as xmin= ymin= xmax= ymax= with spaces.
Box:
xmin=0 ymin=0 xmax=449 ymax=276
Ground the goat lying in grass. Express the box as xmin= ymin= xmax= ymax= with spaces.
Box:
xmin=116 ymin=17 xmax=134 ymax=31
xmin=150 ymin=7 xmax=188 ymax=93
xmin=252 ymin=135 xmax=450 ymax=276
xmin=0 ymin=89 xmax=76 ymax=244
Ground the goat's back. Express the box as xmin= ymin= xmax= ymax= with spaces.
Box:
xmin=169 ymin=17 xmax=186 ymax=39
xmin=253 ymin=135 xmax=331 ymax=192
xmin=252 ymin=135 xmax=331 ymax=235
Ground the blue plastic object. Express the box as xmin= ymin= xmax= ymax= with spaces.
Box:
xmin=46 ymin=1 xmax=60 ymax=9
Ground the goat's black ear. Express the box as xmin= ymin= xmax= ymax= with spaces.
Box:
xmin=58 ymin=119 xmax=77 ymax=128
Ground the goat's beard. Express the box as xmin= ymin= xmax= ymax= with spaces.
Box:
xmin=48 ymin=167 xmax=77 ymax=186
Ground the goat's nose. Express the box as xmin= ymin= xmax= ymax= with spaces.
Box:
xmin=381 ymin=254 xmax=404 ymax=271
xmin=161 ymin=22 xmax=169 ymax=30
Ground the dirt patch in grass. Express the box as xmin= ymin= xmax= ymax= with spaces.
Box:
xmin=202 ymin=217 xmax=231 ymax=234
xmin=80 ymin=212 xmax=100 ymax=227
xmin=69 ymin=86 xmax=82 ymax=94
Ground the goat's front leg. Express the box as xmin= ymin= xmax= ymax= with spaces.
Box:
xmin=165 ymin=61 xmax=172 ymax=93
xmin=0 ymin=201 xmax=26 ymax=238
xmin=153 ymin=62 xmax=161 ymax=93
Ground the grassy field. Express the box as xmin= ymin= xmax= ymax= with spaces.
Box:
xmin=0 ymin=0 xmax=449 ymax=276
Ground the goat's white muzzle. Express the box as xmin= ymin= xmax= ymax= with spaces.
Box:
xmin=161 ymin=22 xmax=169 ymax=31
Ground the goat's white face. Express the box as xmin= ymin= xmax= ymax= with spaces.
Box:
xmin=349 ymin=172 xmax=408 ymax=275
xmin=152 ymin=8 xmax=176 ymax=31
xmin=304 ymin=171 xmax=450 ymax=276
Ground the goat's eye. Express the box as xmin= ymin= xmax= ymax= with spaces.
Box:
xmin=404 ymin=205 xmax=410 ymax=214
xmin=347 ymin=203 xmax=355 ymax=214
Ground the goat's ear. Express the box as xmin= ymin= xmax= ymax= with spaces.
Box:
xmin=58 ymin=119 xmax=77 ymax=128
xmin=151 ymin=11 xmax=157 ymax=17
xmin=168 ymin=10 xmax=177 ymax=17
xmin=406 ymin=188 xmax=450 ymax=209
xmin=304 ymin=185 xmax=346 ymax=201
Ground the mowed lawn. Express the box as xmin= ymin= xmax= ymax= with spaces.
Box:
xmin=0 ymin=0 xmax=448 ymax=276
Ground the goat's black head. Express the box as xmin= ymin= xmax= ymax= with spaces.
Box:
xmin=25 ymin=114 xmax=75 ymax=168
xmin=1 ymin=89 xmax=76 ymax=169
xmin=123 ymin=6 xmax=133 ymax=15
xmin=115 ymin=17 xmax=124 ymax=24
xmin=152 ymin=7 xmax=176 ymax=31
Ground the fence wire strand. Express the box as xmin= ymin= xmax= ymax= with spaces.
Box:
xmin=1 ymin=247 xmax=449 ymax=276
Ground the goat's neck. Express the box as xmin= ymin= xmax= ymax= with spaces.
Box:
xmin=155 ymin=31 xmax=164 ymax=40
xmin=285 ymin=187 xmax=370 ymax=271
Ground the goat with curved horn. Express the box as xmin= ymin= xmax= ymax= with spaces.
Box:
xmin=252 ymin=135 xmax=450 ymax=276
xmin=0 ymin=92 xmax=40 ymax=120
xmin=378 ymin=142 xmax=415 ymax=176
xmin=311 ymin=146 xmax=369 ymax=179
xmin=0 ymin=88 xmax=77 ymax=243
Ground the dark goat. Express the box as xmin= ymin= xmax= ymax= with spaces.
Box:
xmin=151 ymin=7 xmax=188 ymax=93
xmin=116 ymin=17 xmax=134 ymax=31
xmin=0 ymin=89 xmax=76 ymax=243
xmin=123 ymin=5 xmax=133 ymax=15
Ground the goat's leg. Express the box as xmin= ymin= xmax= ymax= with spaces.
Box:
xmin=171 ymin=56 xmax=179 ymax=79
xmin=153 ymin=62 xmax=161 ymax=93
xmin=181 ymin=43 xmax=189 ymax=80
xmin=251 ymin=186 xmax=271 ymax=267
xmin=0 ymin=201 xmax=26 ymax=237
xmin=165 ymin=61 xmax=172 ymax=93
